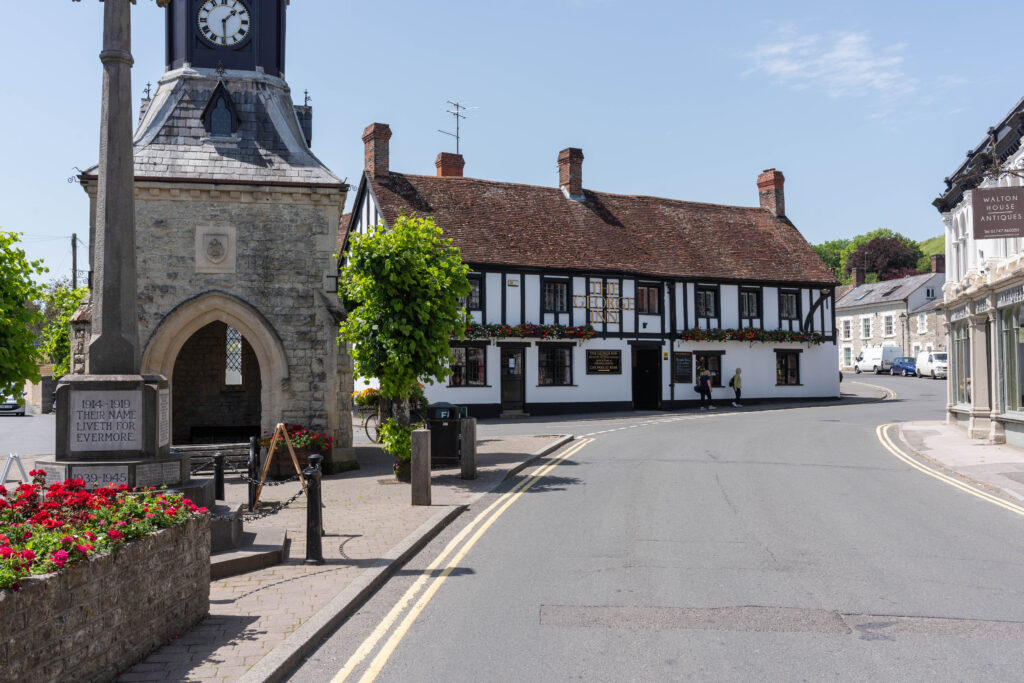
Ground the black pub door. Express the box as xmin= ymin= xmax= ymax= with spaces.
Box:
xmin=500 ymin=348 xmax=525 ymax=412
xmin=632 ymin=348 xmax=661 ymax=410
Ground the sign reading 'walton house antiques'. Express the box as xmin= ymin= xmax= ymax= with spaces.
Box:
xmin=68 ymin=390 xmax=143 ymax=451
xmin=973 ymin=187 xmax=1024 ymax=239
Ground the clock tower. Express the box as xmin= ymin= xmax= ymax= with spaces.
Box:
xmin=74 ymin=0 xmax=355 ymax=473
xmin=166 ymin=0 xmax=286 ymax=76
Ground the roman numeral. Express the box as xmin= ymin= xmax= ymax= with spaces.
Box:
xmin=241 ymin=19 xmax=249 ymax=26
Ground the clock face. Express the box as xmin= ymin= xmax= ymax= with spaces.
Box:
xmin=197 ymin=0 xmax=251 ymax=47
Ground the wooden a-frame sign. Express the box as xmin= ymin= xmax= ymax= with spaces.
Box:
xmin=253 ymin=423 xmax=308 ymax=509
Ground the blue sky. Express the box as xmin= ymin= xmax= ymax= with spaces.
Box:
xmin=2 ymin=0 xmax=1019 ymax=283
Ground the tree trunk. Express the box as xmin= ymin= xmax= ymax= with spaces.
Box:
xmin=394 ymin=397 xmax=410 ymax=428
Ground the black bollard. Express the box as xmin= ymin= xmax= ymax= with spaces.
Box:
xmin=214 ymin=452 xmax=225 ymax=501
xmin=304 ymin=455 xmax=324 ymax=564
xmin=247 ymin=437 xmax=258 ymax=512
xmin=308 ymin=454 xmax=325 ymax=537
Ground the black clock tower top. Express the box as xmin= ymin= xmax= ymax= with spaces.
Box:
xmin=166 ymin=0 xmax=287 ymax=77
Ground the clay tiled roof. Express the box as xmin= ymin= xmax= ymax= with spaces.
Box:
xmin=354 ymin=172 xmax=836 ymax=285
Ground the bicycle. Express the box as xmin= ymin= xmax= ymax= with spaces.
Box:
xmin=363 ymin=404 xmax=426 ymax=443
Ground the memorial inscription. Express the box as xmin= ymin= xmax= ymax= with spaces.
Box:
xmin=69 ymin=389 xmax=143 ymax=452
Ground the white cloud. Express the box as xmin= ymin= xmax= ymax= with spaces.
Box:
xmin=747 ymin=31 xmax=917 ymax=99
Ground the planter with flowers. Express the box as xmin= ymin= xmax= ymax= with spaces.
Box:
xmin=1 ymin=471 xmax=211 ymax=681
xmin=259 ymin=423 xmax=334 ymax=478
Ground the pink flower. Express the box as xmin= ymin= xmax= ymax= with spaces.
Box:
xmin=74 ymin=544 xmax=93 ymax=554
xmin=83 ymin=531 xmax=96 ymax=542
xmin=60 ymin=535 xmax=74 ymax=545
xmin=107 ymin=529 xmax=123 ymax=541
xmin=0 ymin=546 xmax=13 ymax=559
xmin=52 ymin=550 xmax=68 ymax=568
xmin=19 ymin=549 xmax=35 ymax=561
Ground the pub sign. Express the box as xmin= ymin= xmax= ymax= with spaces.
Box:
xmin=586 ymin=350 xmax=622 ymax=374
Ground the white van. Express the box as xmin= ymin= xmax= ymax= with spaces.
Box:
xmin=854 ymin=346 xmax=902 ymax=374
xmin=916 ymin=351 xmax=948 ymax=379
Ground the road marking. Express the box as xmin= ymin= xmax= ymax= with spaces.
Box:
xmin=876 ymin=423 xmax=1024 ymax=517
xmin=850 ymin=380 xmax=897 ymax=401
xmin=330 ymin=438 xmax=593 ymax=683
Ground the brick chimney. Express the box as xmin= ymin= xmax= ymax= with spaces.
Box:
xmin=435 ymin=152 xmax=465 ymax=177
xmin=756 ymin=168 xmax=786 ymax=217
xmin=362 ymin=123 xmax=392 ymax=178
xmin=851 ymin=267 xmax=866 ymax=288
xmin=558 ymin=148 xmax=584 ymax=200
xmin=931 ymin=254 xmax=945 ymax=274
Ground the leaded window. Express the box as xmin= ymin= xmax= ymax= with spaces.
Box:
xmin=543 ymin=280 xmax=569 ymax=313
xmin=779 ymin=291 xmax=800 ymax=320
xmin=637 ymin=284 xmax=660 ymax=314
xmin=695 ymin=287 xmax=717 ymax=319
xmin=450 ymin=346 xmax=486 ymax=386
xmin=776 ymin=350 xmax=800 ymax=385
xmin=225 ymin=325 xmax=243 ymax=386
xmin=461 ymin=276 xmax=482 ymax=311
xmin=538 ymin=346 xmax=572 ymax=386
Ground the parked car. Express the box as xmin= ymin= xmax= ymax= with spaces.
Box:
xmin=890 ymin=357 xmax=917 ymax=376
xmin=916 ymin=351 xmax=948 ymax=379
xmin=854 ymin=346 xmax=903 ymax=374
xmin=0 ymin=393 xmax=25 ymax=417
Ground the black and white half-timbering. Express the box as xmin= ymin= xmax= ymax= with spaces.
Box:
xmin=341 ymin=125 xmax=840 ymax=417
xmin=934 ymin=95 xmax=1024 ymax=445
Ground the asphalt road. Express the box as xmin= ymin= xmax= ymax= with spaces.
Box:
xmin=289 ymin=374 xmax=1024 ymax=682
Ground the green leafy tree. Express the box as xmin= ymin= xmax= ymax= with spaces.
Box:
xmin=812 ymin=239 xmax=851 ymax=281
xmin=0 ymin=231 xmax=47 ymax=399
xmin=338 ymin=215 xmax=471 ymax=464
xmin=40 ymin=283 xmax=89 ymax=377
xmin=843 ymin=236 xmax=922 ymax=280
xmin=838 ymin=229 xmax=921 ymax=283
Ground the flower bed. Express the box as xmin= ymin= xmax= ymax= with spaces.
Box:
xmin=678 ymin=327 xmax=826 ymax=345
xmin=0 ymin=471 xmax=209 ymax=591
xmin=0 ymin=472 xmax=211 ymax=681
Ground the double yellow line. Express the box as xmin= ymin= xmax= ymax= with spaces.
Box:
xmin=876 ymin=424 xmax=1024 ymax=517
xmin=331 ymin=438 xmax=594 ymax=683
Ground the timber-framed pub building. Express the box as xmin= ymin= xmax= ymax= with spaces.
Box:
xmin=342 ymin=124 xmax=839 ymax=417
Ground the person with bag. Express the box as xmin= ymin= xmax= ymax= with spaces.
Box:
xmin=729 ymin=368 xmax=742 ymax=407
xmin=697 ymin=368 xmax=715 ymax=410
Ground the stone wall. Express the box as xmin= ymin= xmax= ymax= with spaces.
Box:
xmin=0 ymin=515 xmax=210 ymax=682
xmin=171 ymin=321 xmax=261 ymax=443
xmin=75 ymin=181 xmax=355 ymax=470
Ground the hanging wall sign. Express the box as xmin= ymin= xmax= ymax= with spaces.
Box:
xmin=972 ymin=187 xmax=1024 ymax=239
xmin=586 ymin=349 xmax=622 ymax=374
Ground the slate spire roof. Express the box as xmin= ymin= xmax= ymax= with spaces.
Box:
xmin=81 ymin=67 xmax=344 ymax=188
xmin=350 ymin=171 xmax=837 ymax=285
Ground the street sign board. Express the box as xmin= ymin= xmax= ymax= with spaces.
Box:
xmin=972 ymin=187 xmax=1024 ymax=239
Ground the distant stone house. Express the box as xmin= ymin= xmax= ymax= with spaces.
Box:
xmin=836 ymin=265 xmax=946 ymax=370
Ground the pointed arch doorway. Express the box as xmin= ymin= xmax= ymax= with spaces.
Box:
xmin=141 ymin=292 xmax=289 ymax=445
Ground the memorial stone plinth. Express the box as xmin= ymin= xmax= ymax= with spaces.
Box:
xmin=38 ymin=375 xmax=211 ymax=506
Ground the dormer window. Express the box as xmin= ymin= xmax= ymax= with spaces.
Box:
xmin=201 ymin=82 xmax=240 ymax=137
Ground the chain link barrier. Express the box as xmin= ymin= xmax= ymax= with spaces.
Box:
xmin=241 ymin=484 xmax=305 ymax=521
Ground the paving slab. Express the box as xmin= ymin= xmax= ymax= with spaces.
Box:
xmin=116 ymin=433 xmax=570 ymax=682
xmin=899 ymin=420 xmax=1024 ymax=502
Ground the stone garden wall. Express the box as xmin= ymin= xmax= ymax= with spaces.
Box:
xmin=0 ymin=516 xmax=210 ymax=682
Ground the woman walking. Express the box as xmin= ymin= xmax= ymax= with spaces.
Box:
xmin=698 ymin=368 xmax=715 ymax=410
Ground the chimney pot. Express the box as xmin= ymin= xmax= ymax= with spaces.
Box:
xmin=756 ymin=168 xmax=786 ymax=217
xmin=362 ymin=122 xmax=392 ymax=178
xmin=435 ymin=152 xmax=465 ymax=178
xmin=851 ymin=267 xmax=866 ymax=288
xmin=558 ymin=147 xmax=584 ymax=199
xmin=931 ymin=254 xmax=946 ymax=274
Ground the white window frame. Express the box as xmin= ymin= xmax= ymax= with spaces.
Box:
xmin=860 ymin=317 xmax=872 ymax=340
xmin=841 ymin=319 xmax=852 ymax=340
xmin=883 ymin=314 xmax=895 ymax=337
xmin=842 ymin=346 xmax=852 ymax=367
xmin=917 ymin=313 xmax=927 ymax=334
